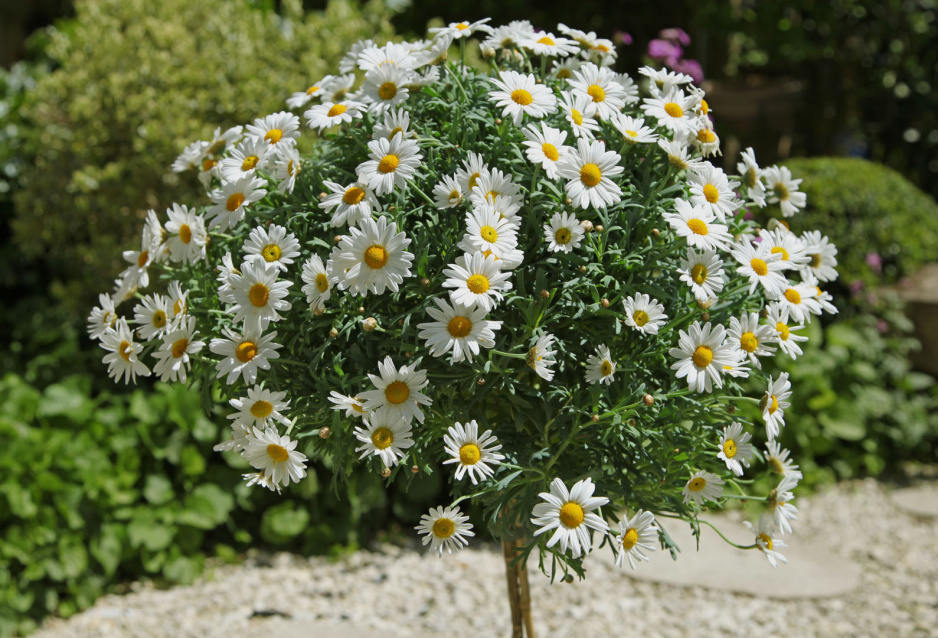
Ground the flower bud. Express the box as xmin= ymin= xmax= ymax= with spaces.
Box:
xmin=381 ymin=467 xmax=391 ymax=478
xmin=643 ymin=394 xmax=654 ymax=406
xmin=319 ymin=192 xmax=327 ymax=200
xmin=563 ymin=574 xmax=574 ymax=584
xmin=601 ymin=298 xmax=610 ymax=308
xmin=701 ymin=311 xmax=710 ymax=321
xmin=566 ymin=198 xmax=573 ymax=205
xmin=495 ymin=118 xmax=503 ymax=125
xmin=312 ymin=306 xmax=325 ymax=316
xmin=727 ymin=404 xmax=737 ymax=414
xmin=477 ymin=377 xmax=485 ymax=386
xmin=357 ymin=306 xmax=365 ymax=314
xmin=591 ymin=414 xmax=600 ymax=422
xmin=329 ymin=327 xmax=338 ymax=338
xmin=482 ymin=45 xmax=496 ymax=59
xmin=334 ymin=235 xmax=343 ymax=244
xmin=760 ymin=308 xmax=769 ymax=319
xmin=420 ymin=277 xmax=431 ymax=287
xmin=581 ymin=220 xmax=594 ymax=232
xmin=696 ymin=299 xmax=713 ymax=310
xmin=628 ymin=418 xmax=637 ymax=427
xmin=362 ymin=317 xmax=378 ymax=331
xmin=651 ymin=228 xmax=660 ymax=238
xmin=405 ymin=351 xmax=413 ymax=358
xmin=595 ymin=225 xmax=604 ymax=233
xmin=318 ymin=427 xmax=331 ymax=439
xmin=578 ymin=265 xmax=587 ymax=274
xmin=411 ymin=465 xmax=420 ymax=474
xmin=540 ymin=289 xmax=550 ymax=299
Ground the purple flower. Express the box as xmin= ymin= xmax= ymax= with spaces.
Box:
xmin=672 ymin=58 xmax=704 ymax=83
xmin=647 ymin=39 xmax=682 ymax=62
xmin=865 ymin=252 xmax=882 ymax=273
xmin=614 ymin=30 xmax=633 ymax=46
xmin=849 ymin=280 xmax=865 ymax=295
xmin=876 ymin=319 xmax=889 ymax=334
xmin=659 ymin=28 xmax=691 ymax=46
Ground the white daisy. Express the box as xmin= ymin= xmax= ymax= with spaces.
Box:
xmin=692 ymin=124 xmax=721 ymax=157
xmin=736 ymin=147 xmax=766 ymax=206
xmin=642 ymin=89 xmax=697 ymax=136
xmin=300 ymin=255 xmax=333 ymax=312
xmin=531 ymin=477 xmax=609 ymax=559
xmin=663 ymin=199 xmax=733 ymax=251
xmin=328 ymin=216 xmax=414 ymax=296
xmin=744 ymin=513 xmax=787 ymax=568
xmin=543 ymin=211 xmax=585 ymax=253
xmin=622 ymin=293 xmax=668 ymax=335
xmin=243 ymin=224 xmax=300 ymax=273
xmin=356 ymin=135 xmax=423 ymax=196
xmin=727 ymin=312 xmax=777 ymax=368
xmin=568 ymin=62 xmax=628 ymax=120
xmin=669 ymin=321 xmax=736 ymax=393
xmin=167 ymin=281 xmax=190 ymax=320
xmin=357 ymin=41 xmax=416 ymax=72
xmin=228 ymin=385 xmax=291 ymax=429
xmin=271 ymin=145 xmax=302 ymax=194
xmin=132 ymin=293 xmax=173 ymax=342
xmin=442 ymin=420 xmax=505 ymax=484
xmin=615 ymin=510 xmax=658 ymax=570
xmin=304 ymin=100 xmax=365 ymax=132
xmin=100 ymin=318 xmax=150 ymax=384
xmin=556 ymin=138 xmax=623 ymax=209
xmin=245 ymin=111 xmax=300 ymax=149
xmin=244 ymin=426 xmax=307 ymax=489
xmin=319 ymin=180 xmax=379 ymax=228
xmin=657 ymin=138 xmax=705 ymax=173
xmin=611 ymin=113 xmax=658 ymax=146
xmin=800 ymin=230 xmax=839 ymax=282
xmin=213 ymin=421 xmax=252 ymax=454
xmin=328 ymin=391 xmax=368 ymax=419
xmin=522 ymin=123 xmax=569 ymax=178
xmin=688 ymin=163 xmax=741 ymax=222
xmin=429 ymin=18 xmax=492 ymax=40
xmin=483 ymin=194 xmax=523 ymax=225
xmin=417 ymin=297 xmax=502 ymax=363
xmin=372 ymin=107 xmax=416 ymax=142
xmin=455 ymin=153 xmax=489 ymax=193
xmin=527 ymin=333 xmax=558 ymax=381
xmin=767 ymin=475 xmax=799 ymax=535
xmin=729 ymin=240 xmax=788 ymax=298
xmin=773 ymin=282 xmax=822 ymax=324
xmin=558 ymin=91 xmax=600 ymax=139
xmin=321 ymin=73 xmax=357 ymax=103
xmin=219 ymin=136 xmax=273 ymax=183
xmin=759 ymin=227 xmax=811 ymax=271
xmin=87 ymin=293 xmax=118 ymax=340
xmin=359 ymin=355 xmax=432 ymax=425
xmin=717 ymin=422 xmax=754 ymax=476
xmin=469 ymin=167 xmax=523 ymax=207
xmin=762 ymin=372 xmax=793 ymax=440
xmin=488 ymin=70 xmax=557 ymax=127
xmin=151 ymin=315 xmax=204 ymax=383
xmin=678 ymin=248 xmax=725 ymax=303
xmin=119 ymin=226 xmax=159 ymax=292
xmin=522 ymin=31 xmax=579 ymax=57
xmin=225 ymin=260 xmax=293 ymax=333
xmin=206 ymin=175 xmax=266 ymax=231
xmin=361 ymin=65 xmax=411 ymax=114
xmin=682 ymin=470 xmax=724 ymax=506
xmin=432 ymin=175 xmax=464 ymax=209
xmin=209 ymin=325 xmax=282 ymax=385
xmin=353 ymin=410 xmax=415 ymax=468
xmin=586 ymin=344 xmax=616 ymax=385
xmin=550 ymin=57 xmax=583 ymax=81
xmin=163 ymin=204 xmax=207 ymax=264
xmin=762 ymin=166 xmax=807 ymax=217
xmin=765 ymin=441 xmax=803 ymax=479
xmin=416 ymin=505 xmax=475 ymax=556
xmin=204 ymin=124 xmax=244 ymax=158
xmin=638 ymin=66 xmax=694 ymax=95
xmin=463 ymin=207 xmax=519 ymax=258
xmin=286 ymin=78 xmax=331 ymax=110
xmin=171 ymin=139 xmax=208 ymax=173
xmin=442 ymin=251 xmax=513 ymax=312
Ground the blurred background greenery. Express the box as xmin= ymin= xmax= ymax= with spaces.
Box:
xmin=1 ymin=0 xmax=936 ymax=635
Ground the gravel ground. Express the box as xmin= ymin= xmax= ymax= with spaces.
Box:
xmin=35 ymin=478 xmax=938 ymax=638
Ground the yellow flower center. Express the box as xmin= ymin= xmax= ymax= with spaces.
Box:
xmin=633 ymin=310 xmax=650 ymax=326
xmin=306 ymin=85 xmax=319 ymax=95
xmin=776 ymin=322 xmax=790 ymax=340
xmin=761 ymin=394 xmax=779 ymax=414
xmin=580 ymin=163 xmax=602 ymax=187
xmin=118 ymin=341 xmax=133 ymax=362
xmin=466 ymin=274 xmax=490 ymax=294
xmin=378 ymin=154 xmax=399 ymax=174
xmin=668 ymin=154 xmax=688 ymax=170
xmin=542 ymin=143 xmax=560 ymax=162
xmin=137 ymin=251 xmax=149 ymax=268
xmin=249 ymin=282 xmax=269 ymax=307
xmin=468 ymin=172 xmax=481 ymax=189
xmin=625 ymin=129 xmax=639 ymax=139
xmin=262 ymin=244 xmax=282 ymax=262
xmin=700 ymin=98 xmax=709 ymax=114
xmin=448 ymin=315 xmax=473 ymax=338
xmin=759 ymin=533 xmax=773 ymax=550
xmin=371 ymin=426 xmax=394 ymax=449
xmin=723 ymin=439 xmax=738 ymax=458
xmin=315 ymin=273 xmax=329 ymax=293
xmin=480 ymin=225 xmax=499 ymax=243
xmin=745 ymin=167 xmax=758 ymax=189
xmin=343 ymin=186 xmax=366 ymax=205
xmin=784 ymin=288 xmax=801 ymax=304
xmin=600 ymin=360 xmax=613 ymax=376
xmin=750 ymin=258 xmax=768 ymax=276
xmin=241 ymin=155 xmax=260 ymax=172
xmin=587 ymin=84 xmax=606 ymax=103
xmin=459 ymin=443 xmax=482 ymax=465
xmin=171 ymin=338 xmax=189 ymax=359
xmin=511 ymin=89 xmax=534 ymax=106
xmin=389 ymin=126 xmax=403 ymax=139
xmin=810 ymin=253 xmax=822 ymax=268
xmin=570 ymin=108 xmax=583 ymax=126
xmin=559 ymin=502 xmax=585 ymax=528
xmin=557 ymin=69 xmax=572 ymax=79
xmin=697 ymin=129 xmax=716 ymax=144
xmin=266 ymin=443 xmax=289 ymax=462
xmin=448 ymin=189 xmax=461 ymax=203
xmin=236 ymin=341 xmax=257 ymax=363
xmin=178 ymin=224 xmax=192 ymax=244
xmin=688 ymin=477 xmax=706 ymax=492
xmin=207 ymin=140 xmax=226 ymax=156
xmin=692 ymin=345 xmax=713 ymax=368
xmin=378 ymin=82 xmax=398 ymax=101
xmin=773 ymin=183 xmax=790 ymax=201
xmin=384 ymin=381 xmax=410 ymax=405
xmin=433 ymin=517 xmax=456 ymax=538
xmin=771 ymin=246 xmax=789 ymax=260
xmin=740 ymin=332 xmax=758 ymax=353
xmin=264 ymin=129 xmax=283 ymax=144
xmin=664 ymin=102 xmax=684 ymax=118
xmin=151 ymin=310 xmax=166 ymax=329
xmin=621 ymin=528 xmax=639 ymax=550
xmin=691 ymin=263 xmax=708 ymax=284
xmin=768 ymin=456 xmax=785 ymax=474
xmin=703 ymin=184 xmax=720 ymax=203
xmin=456 ymin=22 xmax=470 ymax=30
xmin=226 ymin=192 xmax=245 ymax=212
xmin=364 ymin=245 xmax=389 ymax=269
xmin=202 ymin=158 xmax=217 ymax=172
xmin=173 ymin=298 xmax=186 ymax=316
xmin=687 ymin=218 xmax=708 ymax=235
xmin=554 ymin=227 xmax=572 ymax=245
xmin=537 ymin=36 xmax=555 ymax=46
xmin=327 ymin=104 xmax=348 ymax=118
xmin=251 ymin=400 xmax=273 ymax=419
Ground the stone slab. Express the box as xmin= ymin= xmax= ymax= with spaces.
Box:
xmin=589 ymin=514 xmax=860 ymax=599
xmin=243 ymin=617 xmax=435 ymax=638
xmin=890 ymin=485 xmax=938 ymax=518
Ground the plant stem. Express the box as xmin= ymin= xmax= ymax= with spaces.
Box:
xmin=503 ymin=539 xmax=524 ymax=638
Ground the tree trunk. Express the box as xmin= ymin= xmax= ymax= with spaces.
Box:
xmin=502 ymin=538 xmax=536 ymax=638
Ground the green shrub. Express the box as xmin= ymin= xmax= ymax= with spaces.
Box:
xmin=11 ymin=0 xmax=393 ymax=314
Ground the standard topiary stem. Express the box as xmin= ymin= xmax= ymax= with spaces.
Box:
xmin=502 ymin=538 xmax=536 ymax=638
xmin=517 ymin=539 xmax=536 ymax=637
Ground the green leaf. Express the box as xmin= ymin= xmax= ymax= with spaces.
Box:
xmin=90 ymin=524 xmax=123 ymax=576
xmin=143 ymin=475 xmax=175 ymax=505
xmin=36 ymin=380 xmax=92 ymax=422
xmin=179 ymin=445 xmax=207 ymax=476
xmin=127 ymin=513 xmax=173 ymax=551
xmin=176 ymin=484 xmax=234 ymax=530
xmin=162 ymin=554 xmax=203 ymax=585
xmin=260 ymin=502 xmax=310 ymax=544
xmin=58 ymin=535 xmax=89 ymax=579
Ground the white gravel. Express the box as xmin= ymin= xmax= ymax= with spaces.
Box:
xmin=35 ymin=478 xmax=938 ymax=638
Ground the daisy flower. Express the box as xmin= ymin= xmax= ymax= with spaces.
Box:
xmin=663 ymin=199 xmax=733 ymax=251
xmin=119 ymin=230 xmax=159 ymax=292
xmin=359 ymin=355 xmax=432 ymax=425
xmin=442 ymin=251 xmax=513 ymax=312
xmin=727 ymin=312 xmax=777 ymax=368
xmin=243 ymin=224 xmax=300 ymax=273
xmin=765 ymin=441 xmax=803 ymax=479
xmin=286 ymin=78 xmax=331 ymax=110
xmin=678 ymin=248 xmax=725 ymax=303
xmin=442 ymin=420 xmax=505 ymax=485
xmin=219 ymin=137 xmax=272 ymax=183
xmin=484 ymin=194 xmax=523 ymax=225
xmin=300 ymin=255 xmax=332 ymax=312
xmin=361 ymin=65 xmax=411 ymax=114
xmin=206 ymin=175 xmax=266 ymax=231
xmin=319 ymin=180 xmax=379 ymax=228
xmin=356 ymin=135 xmax=423 ymax=196
xmin=759 ymin=228 xmax=811 ymax=271
xmin=773 ymin=282 xmax=822 ymax=324
xmin=429 ymin=18 xmax=492 ymax=40
xmin=692 ymin=124 xmax=721 ymax=157
xmin=321 ymin=73 xmax=357 ymax=103
xmin=87 ymin=293 xmax=118 ymax=340
xmin=469 ymin=167 xmax=523 ymax=207
xmin=767 ymin=474 xmax=799 ymax=535
xmin=152 ymin=315 xmax=204 ymax=383
xmin=522 ymin=123 xmax=569 ymax=178
xmin=558 ymin=91 xmax=600 ymax=139
xmin=271 ymin=145 xmax=302 ymax=195
xmin=527 ymin=333 xmax=558 ymax=381
xmin=488 ymin=70 xmax=557 ymax=127
xmin=132 ymin=293 xmax=173 ymax=342
xmin=717 ymin=422 xmax=754 ymax=476
xmin=615 ymin=510 xmax=658 ymax=570
xmin=100 ymin=318 xmax=151 ymax=384
xmin=226 ymin=260 xmax=293 ymax=333
xmin=171 ymin=140 xmax=207 ymax=172
xmin=657 ymin=138 xmax=705 ymax=173
xmin=730 ymin=240 xmax=788 ymax=298
xmin=642 ymin=90 xmax=697 ymax=136
xmin=455 ymin=153 xmax=489 ymax=193
xmin=762 ymin=165 xmax=807 ymax=217
xmin=228 ymin=385 xmax=291 ymax=429
xmin=213 ymin=422 xmax=252 ymax=454
xmin=167 ymin=281 xmax=190 ymax=320
xmin=244 ymin=426 xmax=307 ymax=489
xmin=762 ymin=372 xmax=793 ymax=440
xmin=611 ymin=113 xmax=658 ymax=146
xmin=556 ymin=138 xmax=623 ymax=209
xmin=638 ymin=66 xmax=694 ymax=95
xmin=543 ymin=211 xmax=585 ymax=253
xmin=432 ymin=175 xmax=463 ymax=209
xmin=550 ymin=57 xmax=583 ymax=81
xmin=531 ymin=477 xmax=609 ymax=559
xmin=586 ymin=345 xmax=616 ymax=385
xmin=245 ymin=111 xmax=300 ymax=149
xmin=622 ymin=293 xmax=668 ymax=335
xmin=744 ymin=513 xmax=787 ymax=568
xmin=417 ymin=297 xmax=502 ymax=363
xmin=164 ymin=204 xmax=207 ymax=264
xmin=209 ymin=325 xmax=282 ymax=385
xmin=800 ymin=230 xmax=839 ymax=282
xmin=765 ymin=303 xmax=808 ymax=360
xmin=416 ymin=505 xmax=475 ymax=556
xmin=304 ymin=100 xmax=365 ymax=132
xmin=329 ymin=216 xmax=414 ymax=296
xmin=522 ymin=31 xmax=579 ymax=57
xmin=568 ymin=62 xmax=628 ymax=120
xmin=353 ymin=410 xmax=415 ymax=468
xmin=688 ymin=163 xmax=741 ymax=221
xmin=682 ymin=470 xmax=724 ymax=506
xmin=372 ymin=107 xmax=416 ymax=142
xmin=329 ymin=391 xmax=368 ymax=419
xmin=463 ymin=206 xmax=519 ymax=257
xmin=736 ymin=147 xmax=766 ymax=206
xmin=669 ymin=321 xmax=736 ymax=393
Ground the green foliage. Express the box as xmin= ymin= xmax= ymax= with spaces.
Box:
xmin=10 ymin=0 xmax=393 ymax=313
